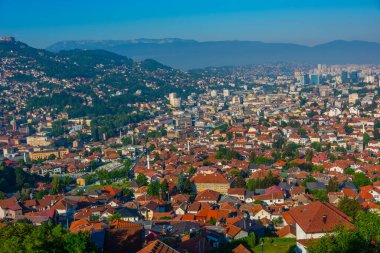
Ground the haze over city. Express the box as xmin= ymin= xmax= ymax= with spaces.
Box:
xmin=1 ymin=0 xmax=380 ymax=47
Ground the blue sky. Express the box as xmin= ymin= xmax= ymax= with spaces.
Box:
xmin=0 ymin=0 xmax=379 ymax=48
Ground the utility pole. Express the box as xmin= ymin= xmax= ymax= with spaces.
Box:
xmin=66 ymin=199 xmax=69 ymax=228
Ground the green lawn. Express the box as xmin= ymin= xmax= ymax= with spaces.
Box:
xmin=251 ymin=237 xmax=296 ymax=253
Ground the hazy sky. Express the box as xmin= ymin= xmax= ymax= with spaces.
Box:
xmin=0 ymin=0 xmax=379 ymax=48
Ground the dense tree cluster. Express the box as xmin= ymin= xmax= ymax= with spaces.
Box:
xmin=0 ymin=164 xmax=46 ymax=194
xmin=0 ymin=221 xmax=97 ymax=253
xmin=215 ymin=146 xmax=243 ymax=160
xmin=338 ymin=197 xmax=362 ymax=218
xmin=246 ymin=173 xmax=279 ymax=191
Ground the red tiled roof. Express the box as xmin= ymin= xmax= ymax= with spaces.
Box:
xmin=232 ymin=244 xmax=253 ymax=253
xmin=225 ymin=224 xmax=242 ymax=237
xmin=282 ymin=211 xmax=295 ymax=226
xmin=137 ymin=240 xmax=179 ymax=253
xmin=276 ymin=225 xmax=295 ymax=237
xmin=227 ymin=188 xmax=245 ymax=195
xmin=192 ymin=173 xmax=229 ymax=184
xmin=195 ymin=189 xmax=220 ymax=202
xmin=288 ymin=201 xmax=354 ymax=234
xmin=0 ymin=197 xmax=18 ymax=209
xmin=181 ymin=214 xmax=195 ymax=221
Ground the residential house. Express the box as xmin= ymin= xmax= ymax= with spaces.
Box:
xmin=288 ymin=201 xmax=354 ymax=253
xmin=0 ymin=197 xmax=22 ymax=219
xmin=192 ymin=173 xmax=230 ymax=193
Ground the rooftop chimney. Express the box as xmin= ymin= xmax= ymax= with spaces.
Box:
xmin=322 ymin=215 xmax=327 ymax=224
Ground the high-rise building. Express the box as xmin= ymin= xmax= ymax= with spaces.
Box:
xmin=169 ymin=92 xmax=181 ymax=107
xmin=350 ymin=71 xmax=358 ymax=83
xmin=341 ymin=71 xmax=348 ymax=83
xmin=169 ymin=92 xmax=176 ymax=101
xmin=300 ymin=74 xmax=309 ymax=85
xmin=310 ymin=74 xmax=320 ymax=85
xmin=364 ymin=76 xmax=375 ymax=83
xmin=223 ymin=89 xmax=230 ymax=97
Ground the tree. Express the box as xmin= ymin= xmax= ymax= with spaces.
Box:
xmin=248 ymin=152 xmax=256 ymax=163
xmin=374 ymin=129 xmax=380 ymax=140
xmin=18 ymin=159 xmax=26 ymax=167
xmin=64 ymin=232 xmax=97 ymax=253
xmin=160 ymin=180 xmax=169 ymax=200
xmin=246 ymin=173 xmax=279 ymax=191
xmin=253 ymin=156 xmax=272 ymax=165
xmin=147 ymin=181 xmax=160 ymax=196
xmin=182 ymin=179 xmax=193 ymax=194
xmin=363 ymin=133 xmax=370 ymax=147
xmin=344 ymin=124 xmax=353 ymax=135
xmin=107 ymin=213 xmax=122 ymax=222
xmin=327 ymin=178 xmax=339 ymax=192
xmin=344 ymin=168 xmax=355 ymax=175
xmin=188 ymin=166 xmax=196 ymax=175
xmin=246 ymin=232 xmax=256 ymax=249
xmin=327 ymin=153 xmax=336 ymax=162
xmin=51 ymin=120 xmax=67 ymax=137
xmin=312 ymin=190 xmax=328 ymax=202
xmin=136 ymin=174 xmax=148 ymax=186
xmin=176 ymin=171 xmax=185 ymax=192
xmin=297 ymin=128 xmax=308 ymax=137
xmin=355 ymin=211 xmax=380 ymax=245
xmin=96 ymin=169 xmax=111 ymax=185
xmin=89 ymin=160 xmax=97 ymax=172
xmin=273 ymin=216 xmax=284 ymax=226
xmin=338 ymin=197 xmax=362 ymax=218
xmin=308 ymin=227 xmax=367 ymax=253
xmin=234 ymin=175 xmax=246 ymax=188
xmin=208 ymin=216 xmax=217 ymax=225
xmin=305 ymin=149 xmax=313 ymax=162
xmin=353 ymin=173 xmax=371 ymax=188
xmin=311 ymin=142 xmax=322 ymax=152
xmin=215 ymin=146 xmax=242 ymax=160
xmin=148 ymin=144 xmax=155 ymax=152
xmin=169 ymin=144 xmax=177 ymax=152
xmin=51 ymin=176 xmax=62 ymax=194
xmin=123 ymin=158 xmax=132 ymax=169
xmin=283 ymin=142 xmax=299 ymax=159
xmin=0 ymin=222 xmax=96 ymax=253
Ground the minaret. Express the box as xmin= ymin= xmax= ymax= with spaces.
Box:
xmin=11 ymin=116 xmax=17 ymax=131
xmin=147 ymin=153 xmax=150 ymax=170
xmin=187 ymin=140 xmax=190 ymax=152
xmin=362 ymin=123 xmax=365 ymax=134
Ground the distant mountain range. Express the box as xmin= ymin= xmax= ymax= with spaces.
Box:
xmin=47 ymin=39 xmax=380 ymax=69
